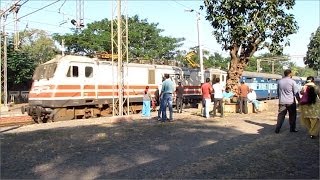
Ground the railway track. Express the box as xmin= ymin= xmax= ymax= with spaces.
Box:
xmin=0 ymin=116 xmax=33 ymax=128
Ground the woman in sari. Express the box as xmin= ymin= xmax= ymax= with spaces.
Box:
xmin=300 ymin=76 xmax=320 ymax=139
xmin=142 ymin=86 xmax=152 ymax=117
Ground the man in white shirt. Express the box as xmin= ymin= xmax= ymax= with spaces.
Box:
xmin=247 ymin=88 xmax=260 ymax=113
xmin=212 ymin=78 xmax=224 ymax=117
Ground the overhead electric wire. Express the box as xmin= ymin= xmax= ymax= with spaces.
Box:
xmin=21 ymin=5 xmax=97 ymax=23
xmin=17 ymin=0 xmax=61 ymax=21
xmin=3 ymin=0 xmax=62 ymax=27
xmin=0 ymin=0 xmax=22 ymax=16
xmin=19 ymin=0 xmax=30 ymax=7
xmin=58 ymin=0 xmax=67 ymax=13
xmin=171 ymin=0 xmax=207 ymax=17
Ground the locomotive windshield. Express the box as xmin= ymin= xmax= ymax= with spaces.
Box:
xmin=33 ymin=63 xmax=57 ymax=80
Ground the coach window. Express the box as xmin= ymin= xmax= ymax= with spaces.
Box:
xmin=67 ymin=66 xmax=79 ymax=77
xmin=183 ymin=75 xmax=190 ymax=80
xmin=246 ymin=77 xmax=253 ymax=83
xmin=85 ymin=66 xmax=93 ymax=78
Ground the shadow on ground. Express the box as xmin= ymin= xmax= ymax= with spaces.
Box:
xmin=1 ymin=117 xmax=319 ymax=179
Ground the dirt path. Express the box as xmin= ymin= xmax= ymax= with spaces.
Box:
xmin=1 ymin=101 xmax=319 ymax=179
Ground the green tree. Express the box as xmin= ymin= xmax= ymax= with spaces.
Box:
xmin=249 ymin=53 xmax=288 ymax=74
xmin=296 ymin=67 xmax=317 ymax=77
xmin=206 ymin=52 xmax=229 ymax=70
xmin=53 ymin=15 xmax=185 ymax=62
xmin=201 ymin=0 xmax=298 ymax=92
xmin=19 ymin=29 xmax=58 ymax=64
xmin=304 ymin=27 xmax=320 ymax=71
xmin=6 ymin=39 xmax=36 ymax=90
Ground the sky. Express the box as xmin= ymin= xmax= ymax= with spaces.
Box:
xmin=1 ymin=0 xmax=319 ymax=67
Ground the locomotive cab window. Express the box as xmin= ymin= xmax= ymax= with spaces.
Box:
xmin=67 ymin=66 xmax=79 ymax=77
xmin=85 ymin=66 xmax=93 ymax=78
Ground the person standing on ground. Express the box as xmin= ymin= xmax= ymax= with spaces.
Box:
xmin=238 ymin=80 xmax=250 ymax=114
xmin=299 ymin=76 xmax=320 ymax=139
xmin=247 ymin=88 xmax=260 ymax=113
xmin=201 ymin=78 xmax=213 ymax=118
xmin=157 ymin=78 xmax=165 ymax=121
xmin=161 ymin=74 xmax=174 ymax=122
xmin=142 ymin=86 xmax=151 ymax=117
xmin=275 ymin=69 xmax=300 ymax=134
xmin=154 ymin=88 xmax=160 ymax=107
xmin=176 ymin=82 xmax=184 ymax=113
xmin=212 ymin=78 xmax=224 ymax=117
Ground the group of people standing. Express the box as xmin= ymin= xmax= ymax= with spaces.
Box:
xmin=201 ymin=77 xmax=225 ymax=118
xmin=142 ymin=69 xmax=320 ymax=139
xmin=200 ymin=77 xmax=261 ymax=119
xmin=142 ymin=74 xmax=176 ymax=122
xmin=275 ymin=69 xmax=320 ymax=139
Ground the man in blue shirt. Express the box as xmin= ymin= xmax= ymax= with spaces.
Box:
xmin=275 ymin=69 xmax=300 ymax=133
xmin=223 ymin=87 xmax=234 ymax=104
xmin=160 ymin=74 xmax=174 ymax=122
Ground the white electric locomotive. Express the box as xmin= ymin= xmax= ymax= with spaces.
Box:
xmin=22 ymin=55 xmax=183 ymax=122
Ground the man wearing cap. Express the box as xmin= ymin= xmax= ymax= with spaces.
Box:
xmin=238 ymin=80 xmax=250 ymax=114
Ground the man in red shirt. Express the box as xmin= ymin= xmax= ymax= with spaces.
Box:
xmin=238 ymin=80 xmax=250 ymax=114
xmin=201 ymin=78 xmax=213 ymax=118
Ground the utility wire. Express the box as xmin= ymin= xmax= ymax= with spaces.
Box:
xmin=18 ymin=0 xmax=61 ymax=21
xmin=3 ymin=0 xmax=61 ymax=27
xmin=19 ymin=0 xmax=30 ymax=7
xmin=58 ymin=0 xmax=67 ymax=13
xmin=171 ymin=0 xmax=207 ymax=17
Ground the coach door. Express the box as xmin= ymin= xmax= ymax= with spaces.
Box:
xmin=82 ymin=63 xmax=96 ymax=101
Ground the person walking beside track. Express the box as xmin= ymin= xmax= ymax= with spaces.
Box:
xmin=176 ymin=82 xmax=184 ymax=113
xmin=212 ymin=78 xmax=224 ymax=117
xmin=299 ymin=76 xmax=320 ymax=139
xmin=160 ymin=74 xmax=174 ymax=122
xmin=201 ymin=78 xmax=213 ymax=118
xmin=275 ymin=69 xmax=300 ymax=134
xmin=238 ymin=80 xmax=250 ymax=114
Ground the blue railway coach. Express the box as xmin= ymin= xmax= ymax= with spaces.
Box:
xmin=241 ymin=71 xmax=304 ymax=100
xmin=241 ymin=71 xmax=282 ymax=100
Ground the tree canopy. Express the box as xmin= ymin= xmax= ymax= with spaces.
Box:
xmin=201 ymin=0 xmax=298 ymax=91
xmin=52 ymin=15 xmax=185 ymax=61
xmin=5 ymin=29 xmax=58 ymax=90
xmin=19 ymin=29 xmax=58 ymax=64
xmin=6 ymin=39 xmax=36 ymax=90
xmin=304 ymin=27 xmax=320 ymax=71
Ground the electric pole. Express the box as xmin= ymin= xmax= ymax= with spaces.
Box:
xmin=0 ymin=0 xmax=24 ymax=110
xmin=196 ymin=12 xmax=204 ymax=83
xmin=0 ymin=11 xmax=2 ymax=107
xmin=11 ymin=4 xmax=21 ymax=50
xmin=62 ymin=39 xmax=65 ymax=56
xmin=71 ymin=0 xmax=84 ymax=29
xmin=185 ymin=9 xmax=204 ymax=83
xmin=111 ymin=0 xmax=129 ymax=116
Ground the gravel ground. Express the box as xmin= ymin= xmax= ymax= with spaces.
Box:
xmin=1 ymin=100 xmax=319 ymax=179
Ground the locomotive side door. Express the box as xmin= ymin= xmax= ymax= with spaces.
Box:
xmin=82 ymin=63 xmax=96 ymax=100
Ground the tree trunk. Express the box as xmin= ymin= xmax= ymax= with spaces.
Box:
xmin=226 ymin=56 xmax=247 ymax=95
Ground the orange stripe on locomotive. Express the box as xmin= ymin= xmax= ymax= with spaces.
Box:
xmin=29 ymin=84 xmax=159 ymax=99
